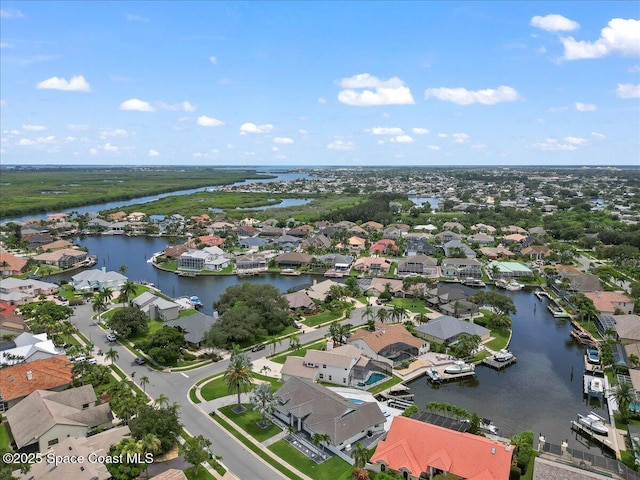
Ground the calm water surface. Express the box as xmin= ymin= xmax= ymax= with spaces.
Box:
xmin=409 ymin=288 xmax=604 ymax=448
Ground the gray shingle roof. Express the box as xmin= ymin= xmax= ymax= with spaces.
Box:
xmin=415 ymin=315 xmax=490 ymax=343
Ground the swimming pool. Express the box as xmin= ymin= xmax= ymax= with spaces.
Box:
xmin=357 ymin=372 xmax=388 ymax=388
xmin=349 ymin=398 xmax=365 ymax=404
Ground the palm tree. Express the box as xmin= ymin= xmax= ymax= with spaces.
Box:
xmin=268 ymin=336 xmax=281 ymax=356
xmin=249 ymin=382 xmax=276 ymax=427
xmin=156 ymin=393 xmax=170 ymax=408
xmin=92 ymin=296 xmax=106 ymax=322
xmin=289 ymin=334 xmax=301 ymax=351
xmin=119 ymin=264 xmax=128 ymax=275
xmin=224 ymin=352 xmax=254 ymax=411
xmin=416 ymin=312 xmax=427 ymax=325
xmin=105 ymin=347 xmax=119 ymax=365
xmin=363 ymin=304 xmax=375 ymax=322
xmin=138 ymin=433 xmax=161 ymax=478
xmin=391 ymin=304 xmax=407 ymax=323
xmin=100 ymin=287 xmax=114 ymax=304
xmin=629 ymin=354 xmax=640 ymax=369
xmin=119 ymin=281 xmax=137 ymax=306
xmin=140 ymin=375 xmax=149 ymax=393
xmin=376 ymin=308 xmax=389 ymax=324
xmin=351 ymin=441 xmax=369 ymax=469
xmin=612 ymin=381 xmax=637 ymax=424
xmin=311 ymin=432 xmax=331 ymax=453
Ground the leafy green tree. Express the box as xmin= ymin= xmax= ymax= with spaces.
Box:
xmin=0 ymin=446 xmax=31 ymax=480
xmin=139 ymin=433 xmax=161 ymax=479
xmin=182 ymin=435 xmax=212 ymax=476
xmin=224 ymin=351 xmax=254 ymax=410
xmin=137 ymin=327 xmax=184 ymax=365
xmin=107 ymin=307 xmax=149 ymax=338
xmin=510 ymin=431 xmax=534 ymax=474
xmin=206 ymin=283 xmax=290 ymax=348
xmin=129 ymin=403 xmax=181 ymax=454
xmin=311 ymin=432 xmax=331 ymax=452
xmin=106 ymin=438 xmax=144 ymax=480
xmin=107 ymin=382 xmax=146 ymax=424
xmin=471 ymin=290 xmax=516 ymax=316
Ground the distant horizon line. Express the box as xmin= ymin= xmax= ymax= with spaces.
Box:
xmin=2 ymin=164 xmax=639 ymax=169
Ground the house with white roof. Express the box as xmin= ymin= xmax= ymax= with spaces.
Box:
xmin=0 ymin=332 xmax=63 ymax=366
xmin=0 ymin=277 xmax=59 ymax=304
xmin=132 ymin=292 xmax=180 ymax=321
xmin=71 ymin=269 xmax=127 ymax=292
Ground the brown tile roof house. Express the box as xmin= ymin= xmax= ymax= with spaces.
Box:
xmin=38 ymin=239 xmax=74 ymax=251
xmin=585 ymin=291 xmax=635 ymax=315
xmin=5 ymin=384 xmax=113 ymax=452
xmin=33 ymin=248 xmax=88 ymax=268
xmin=284 ymin=290 xmax=316 ymax=310
xmin=275 ymin=252 xmax=312 ymax=267
xmin=361 ymin=221 xmax=384 ymax=231
xmin=150 ymin=469 xmax=189 ymax=480
xmin=0 ymin=355 xmax=73 ymax=410
xmin=0 ymin=253 xmax=27 ymax=276
xmin=274 ymin=377 xmax=386 ymax=451
xmin=348 ymin=323 xmax=427 ymax=364
xmin=0 ymin=302 xmax=27 ymax=336
xmin=163 ymin=244 xmax=190 ymax=258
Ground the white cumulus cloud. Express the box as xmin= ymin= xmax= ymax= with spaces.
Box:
xmin=103 ymin=143 xmax=119 ymax=152
xmin=412 ymin=128 xmax=430 ymax=135
xmin=591 ymin=132 xmax=606 ymax=139
xmin=452 ymin=133 xmax=470 ymax=144
xmin=616 ymin=83 xmax=640 ymax=99
xmin=148 ymin=149 xmax=160 ymax=157
xmin=99 ymin=128 xmax=128 ymax=139
xmin=392 ymin=135 xmax=414 ymax=143
xmin=564 ymin=136 xmax=587 ymax=145
xmin=120 ymin=98 xmax=155 ymax=112
xmin=37 ymin=75 xmax=91 ymax=92
xmin=561 ymin=18 xmax=640 ymax=60
xmin=327 ymin=140 xmax=355 ymax=151
xmin=424 ymin=86 xmax=520 ymax=105
xmin=239 ymin=123 xmax=274 ymax=134
xmin=66 ymin=124 xmax=89 ymax=130
xmin=575 ymin=102 xmax=597 ymax=111
xmin=274 ymin=137 xmax=293 ymax=144
xmin=22 ymin=124 xmax=47 ymax=132
xmin=209 ymin=56 xmax=217 ymax=64
xmin=18 ymin=138 xmax=35 ymax=146
xmin=530 ymin=14 xmax=579 ymax=32
xmin=427 ymin=145 xmax=441 ymax=151
xmin=337 ymin=73 xmax=415 ymax=106
xmin=158 ymin=101 xmax=197 ymax=112
xmin=0 ymin=8 xmax=25 ymax=18
xmin=368 ymin=127 xmax=404 ymax=135
xmin=197 ymin=115 xmax=224 ymax=127
xmin=531 ymin=138 xmax=578 ymax=151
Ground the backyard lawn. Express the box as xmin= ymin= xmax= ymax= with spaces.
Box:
xmin=269 ymin=440 xmax=352 ymax=480
xmin=367 ymin=374 xmax=403 ymax=395
xmin=485 ymin=327 xmax=511 ymax=351
xmin=389 ymin=298 xmax=431 ymax=314
xmin=303 ymin=310 xmax=342 ymax=327
xmin=0 ymin=423 xmax=12 ymax=450
xmin=219 ymin=405 xmax=282 ymax=442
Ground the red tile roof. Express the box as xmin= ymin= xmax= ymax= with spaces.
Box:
xmin=0 ymin=253 xmax=27 ymax=273
xmin=371 ymin=416 xmax=513 ymax=480
xmin=0 ymin=355 xmax=73 ymax=402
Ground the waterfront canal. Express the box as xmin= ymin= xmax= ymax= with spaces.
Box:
xmin=64 ymin=235 xmax=601 ymax=450
xmin=409 ymin=288 xmax=603 ymax=448
xmin=65 ymin=235 xmax=319 ymax=316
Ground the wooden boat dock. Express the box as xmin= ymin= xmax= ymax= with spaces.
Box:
xmin=482 ymin=356 xmax=517 ymax=370
xmin=426 ymin=364 xmax=476 ymax=382
xmin=570 ymin=419 xmax=617 ymax=455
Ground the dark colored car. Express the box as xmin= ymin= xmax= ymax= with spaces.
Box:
xmin=251 ymin=343 xmax=266 ymax=352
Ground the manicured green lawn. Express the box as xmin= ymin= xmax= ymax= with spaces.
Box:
xmin=389 ymin=298 xmax=431 ymax=314
xmin=485 ymin=327 xmax=511 ymax=351
xmin=304 ymin=310 xmax=341 ymax=327
xmin=0 ymin=423 xmax=12 ymax=450
xmin=180 ymin=309 xmax=199 ymax=317
xmin=269 ymin=440 xmax=352 ymax=480
xmin=219 ymin=405 xmax=282 ymax=442
xmin=129 ymin=320 xmax=165 ymax=343
xmin=200 ymin=373 xmax=281 ymax=401
xmin=368 ymin=374 xmax=403 ymax=395
xmin=184 ymin=466 xmax=216 ymax=480
xmin=271 ymin=342 xmax=324 ymax=364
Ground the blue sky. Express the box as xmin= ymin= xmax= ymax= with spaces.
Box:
xmin=1 ymin=1 xmax=639 ymax=166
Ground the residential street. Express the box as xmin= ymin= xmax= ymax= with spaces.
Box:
xmin=68 ymin=303 xmax=375 ymax=479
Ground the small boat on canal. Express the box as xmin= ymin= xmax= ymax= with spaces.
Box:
xmin=444 ymin=361 xmax=474 ymax=374
xmin=494 ymin=349 xmax=514 ymax=362
xmin=577 ymin=412 xmax=609 ymax=436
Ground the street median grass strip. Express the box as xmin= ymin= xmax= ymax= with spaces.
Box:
xmin=268 ymin=440 xmax=352 ymax=480
xmin=211 ymin=413 xmax=304 ymax=480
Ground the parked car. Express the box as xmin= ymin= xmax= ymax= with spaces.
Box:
xmin=134 ymin=357 xmax=146 ymax=365
xmin=293 ymin=320 xmax=303 ymax=329
xmin=106 ymin=333 xmax=117 ymax=342
xmin=251 ymin=343 xmax=266 ymax=352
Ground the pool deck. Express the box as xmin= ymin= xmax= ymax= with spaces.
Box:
xmin=329 ymin=387 xmax=405 ymax=431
